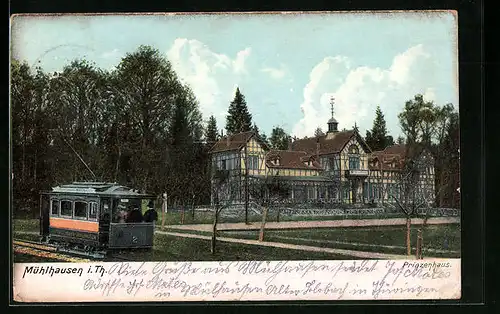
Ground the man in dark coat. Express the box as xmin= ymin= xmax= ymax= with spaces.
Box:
xmin=125 ymin=206 xmax=143 ymax=223
xmin=143 ymin=200 xmax=158 ymax=223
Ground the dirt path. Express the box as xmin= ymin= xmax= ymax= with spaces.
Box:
xmin=269 ymin=235 xmax=460 ymax=255
xmin=156 ymin=230 xmax=414 ymax=260
xmin=163 ymin=217 xmax=459 ymax=233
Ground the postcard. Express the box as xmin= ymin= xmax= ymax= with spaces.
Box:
xmin=10 ymin=11 xmax=461 ymax=303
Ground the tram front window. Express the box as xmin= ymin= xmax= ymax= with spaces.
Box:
xmin=113 ymin=198 xmax=142 ymax=223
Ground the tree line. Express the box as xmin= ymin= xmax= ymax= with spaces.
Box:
xmin=11 ymin=46 xmax=209 ymax=217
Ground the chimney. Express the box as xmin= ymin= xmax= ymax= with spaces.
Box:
xmin=226 ymin=134 xmax=230 ymax=147
xmin=288 ymin=137 xmax=293 ymax=151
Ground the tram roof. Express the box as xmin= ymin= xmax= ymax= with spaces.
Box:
xmin=43 ymin=181 xmax=154 ymax=197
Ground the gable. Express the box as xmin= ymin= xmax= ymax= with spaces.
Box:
xmin=209 ymin=131 xmax=269 ymax=154
xmin=340 ymin=133 xmax=371 ymax=155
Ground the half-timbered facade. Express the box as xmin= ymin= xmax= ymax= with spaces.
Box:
xmin=209 ymin=118 xmax=435 ymax=206
xmin=367 ymin=144 xmax=435 ymax=205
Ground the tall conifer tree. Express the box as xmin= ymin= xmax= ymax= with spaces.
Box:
xmin=366 ymin=106 xmax=392 ymax=151
xmin=225 ymin=87 xmax=252 ymax=135
xmin=205 ymin=115 xmax=219 ymax=144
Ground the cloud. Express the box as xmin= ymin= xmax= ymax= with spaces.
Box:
xmin=292 ymin=44 xmax=455 ymax=138
xmin=261 ymin=65 xmax=287 ymax=80
xmin=101 ymin=48 xmax=120 ymax=59
xmin=166 ymin=38 xmax=252 ymax=128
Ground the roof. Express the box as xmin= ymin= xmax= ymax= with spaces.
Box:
xmin=209 ymin=131 xmax=262 ymax=153
xmin=381 ymin=144 xmax=408 ymax=156
xmin=249 ymin=174 xmax=331 ymax=182
xmin=46 ymin=181 xmax=154 ymax=197
xmin=369 ymin=153 xmax=404 ymax=171
xmin=291 ymin=130 xmax=371 ymax=155
xmin=266 ymin=150 xmax=322 ymax=170
xmin=369 ymin=144 xmax=425 ymax=170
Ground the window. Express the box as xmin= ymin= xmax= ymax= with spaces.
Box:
xmin=348 ymin=145 xmax=359 ymax=154
xmin=61 ymin=200 xmax=72 ymax=217
xmin=307 ymin=186 xmax=315 ymax=199
xmin=348 ymin=145 xmax=360 ymax=170
xmin=349 ymin=156 xmax=360 ymax=169
xmin=51 ymin=200 xmax=59 ymax=215
xmin=248 ymin=155 xmax=259 ymax=170
xmin=328 ymin=186 xmax=338 ymax=200
xmin=89 ymin=202 xmax=98 ymax=219
xmin=74 ymin=201 xmax=88 ymax=218
xmin=221 ymin=159 xmax=226 ymax=170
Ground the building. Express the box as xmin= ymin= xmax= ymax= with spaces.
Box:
xmin=209 ymin=112 xmax=435 ymax=207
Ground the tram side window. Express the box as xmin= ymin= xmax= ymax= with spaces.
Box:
xmin=89 ymin=202 xmax=98 ymax=220
xmin=74 ymin=201 xmax=88 ymax=219
xmin=51 ymin=200 xmax=59 ymax=216
xmin=60 ymin=200 xmax=73 ymax=217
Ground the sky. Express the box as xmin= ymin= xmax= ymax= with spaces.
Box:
xmin=10 ymin=12 xmax=458 ymax=139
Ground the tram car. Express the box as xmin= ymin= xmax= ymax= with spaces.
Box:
xmin=39 ymin=181 xmax=157 ymax=257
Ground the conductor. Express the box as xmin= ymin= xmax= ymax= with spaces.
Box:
xmin=143 ymin=200 xmax=158 ymax=224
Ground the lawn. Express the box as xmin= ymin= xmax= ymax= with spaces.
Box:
xmin=132 ymin=233 xmax=356 ymax=261
xmin=12 ymin=219 xmax=39 ymax=233
xmin=219 ymin=224 xmax=461 ymax=258
xmin=12 ymin=232 xmax=355 ymax=263
xmin=11 ymin=218 xmax=461 ymax=261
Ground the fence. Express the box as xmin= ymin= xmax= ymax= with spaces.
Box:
xmin=178 ymin=203 xmax=460 ymax=219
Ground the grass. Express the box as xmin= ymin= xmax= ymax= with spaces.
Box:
xmin=13 ymin=232 xmax=356 ymax=262
xmin=11 ymin=218 xmax=460 ymax=261
xmin=121 ymin=233 xmax=357 ymax=261
xmin=219 ymin=224 xmax=461 ymax=258
xmin=12 ymin=219 xmax=39 ymax=233
xmin=13 ymin=253 xmax=63 ymax=263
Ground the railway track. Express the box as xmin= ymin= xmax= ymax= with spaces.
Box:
xmin=13 ymin=239 xmax=138 ymax=262
xmin=13 ymin=240 xmax=93 ymax=262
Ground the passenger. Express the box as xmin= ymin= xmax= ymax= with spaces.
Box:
xmin=126 ymin=206 xmax=143 ymax=223
xmin=143 ymin=201 xmax=158 ymax=224
xmin=117 ymin=205 xmax=127 ymax=223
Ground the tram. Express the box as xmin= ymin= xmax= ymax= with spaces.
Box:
xmin=39 ymin=181 xmax=157 ymax=258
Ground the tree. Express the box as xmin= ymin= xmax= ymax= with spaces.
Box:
xmin=205 ymin=115 xmax=219 ymax=145
xmin=314 ymin=127 xmax=325 ymax=137
xmin=386 ymin=135 xmax=395 ymax=146
xmin=10 ymin=46 xmax=210 ymax=219
xmin=210 ymin=167 xmax=239 ymax=254
xmin=396 ymin=136 xmax=405 ymax=145
xmin=366 ymin=106 xmax=393 ymax=151
xmin=398 ymin=95 xmax=459 ymax=208
xmin=269 ymin=127 xmax=291 ymax=150
xmin=398 ymin=95 xmax=435 ymax=146
xmin=252 ymin=123 xmax=270 ymax=147
xmin=112 ymin=45 xmax=203 ymax=198
xmin=390 ymin=145 xmax=434 ymax=256
xmin=248 ymin=174 xmax=291 ymax=240
xmin=437 ymin=110 xmax=460 ymax=208
xmin=225 ymin=87 xmax=252 ymax=135
xmin=11 ymin=60 xmax=52 ymax=216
